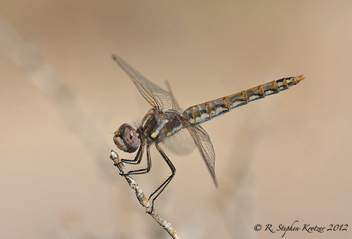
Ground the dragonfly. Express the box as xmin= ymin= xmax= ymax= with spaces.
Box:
xmin=112 ymin=54 xmax=304 ymax=209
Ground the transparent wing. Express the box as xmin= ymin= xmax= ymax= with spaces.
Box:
xmin=162 ymin=128 xmax=196 ymax=155
xmin=162 ymin=82 xmax=197 ymax=154
xmin=113 ymin=54 xmax=173 ymax=109
xmin=180 ymin=117 xmax=218 ymax=186
xmin=165 ymin=80 xmax=180 ymax=110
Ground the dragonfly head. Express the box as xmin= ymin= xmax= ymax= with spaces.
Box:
xmin=113 ymin=123 xmax=140 ymax=153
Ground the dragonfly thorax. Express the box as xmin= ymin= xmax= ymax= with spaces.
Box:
xmin=140 ymin=108 xmax=182 ymax=142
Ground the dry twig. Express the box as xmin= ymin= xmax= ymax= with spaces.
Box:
xmin=110 ymin=150 xmax=180 ymax=239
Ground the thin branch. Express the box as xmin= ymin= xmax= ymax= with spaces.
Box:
xmin=110 ymin=150 xmax=180 ymax=239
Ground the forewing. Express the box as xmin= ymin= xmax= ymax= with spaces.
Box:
xmin=113 ymin=54 xmax=173 ymax=109
xmin=182 ymin=119 xmax=218 ymax=186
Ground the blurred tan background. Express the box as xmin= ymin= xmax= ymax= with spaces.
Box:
xmin=0 ymin=1 xmax=351 ymax=238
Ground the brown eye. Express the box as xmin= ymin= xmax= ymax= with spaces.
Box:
xmin=113 ymin=124 xmax=139 ymax=153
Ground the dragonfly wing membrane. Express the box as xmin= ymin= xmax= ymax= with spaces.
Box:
xmin=162 ymin=128 xmax=196 ymax=155
xmin=181 ymin=119 xmax=217 ymax=186
xmin=113 ymin=54 xmax=173 ymax=109
xmin=165 ymin=80 xmax=180 ymax=109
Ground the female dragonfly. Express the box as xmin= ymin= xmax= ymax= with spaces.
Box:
xmin=112 ymin=54 xmax=304 ymax=209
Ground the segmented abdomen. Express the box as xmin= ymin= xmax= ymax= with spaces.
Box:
xmin=183 ymin=75 xmax=304 ymax=125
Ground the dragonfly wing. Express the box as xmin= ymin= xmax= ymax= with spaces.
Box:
xmin=162 ymin=79 xmax=196 ymax=155
xmin=182 ymin=119 xmax=217 ymax=186
xmin=162 ymin=128 xmax=196 ymax=155
xmin=113 ymin=54 xmax=173 ymax=109
xmin=165 ymin=80 xmax=180 ymax=109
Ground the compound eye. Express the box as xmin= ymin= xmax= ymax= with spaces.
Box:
xmin=113 ymin=124 xmax=139 ymax=153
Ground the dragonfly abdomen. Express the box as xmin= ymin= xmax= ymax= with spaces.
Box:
xmin=183 ymin=75 xmax=304 ymax=125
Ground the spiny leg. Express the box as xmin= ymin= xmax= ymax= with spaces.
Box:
xmin=148 ymin=143 xmax=176 ymax=211
xmin=121 ymin=144 xmax=152 ymax=176
xmin=121 ymin=140 xmax=145 ymax=165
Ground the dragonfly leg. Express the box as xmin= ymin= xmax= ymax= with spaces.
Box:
xmin=121 ymin=140 xmax=145 ymax=165
xmin=148 ymin=143 xmax=176 ymax=210
xmin=120 ymin=145 xmax=152 ymax=176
